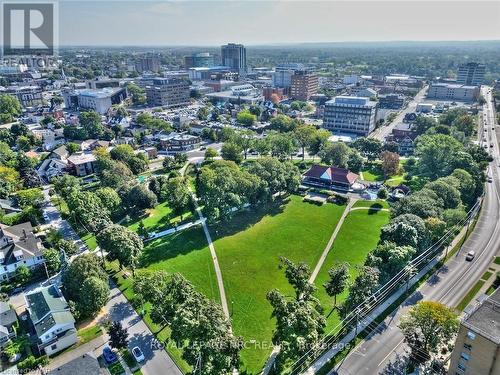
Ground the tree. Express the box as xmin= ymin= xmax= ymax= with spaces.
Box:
xmin=126 ymin=83 xmax=146 ymax=105
xmin=352 ymin=137 xmax=383 ymax=160
xmin=380 ymin=151 xmax=400 ymax=177
xmin=399 ymin=301 xmax=459 ymax=365
xmin=174 ymin=153 xmax=188 ymax=166
xmin=53 ymin=174 xmax=80 ymax=199
xmin=97 ymin=224 xmax=143 ymax=274
xmin=347 ymin=149 xmax=364 ymax=173
xmin=204 ymin=147 xmax=218 ymax=161
xmin=425 ymin=217 xmax=447 ymax=242
xmin=426 ymin=178 xmax=462 ymax=209
xmin=380 ymin=221 xmax=419 ymax=249
xmin=97 ymin=158 xmax=133 ymax=188
xmin=247 ymin=157 xmax=300 ymax=198
xmin=279 ymin=257 xmax=316 ymax=301
xmin=66 ymin=190 xmax=111 ymax=234
xmin=270 ymin=114 xmax=295 ymax=132
xmin=377 ymin=187 xmax=388 ymax=199
xmin=15 ymin=265 xmax=31 ymax=285
xmin=415 ymin=134 xmax=463 ymax=179
xmin=293 ymin=124 xmax=316 ymax=160
xmin=110 ymin=144 xmax=134 ymax=162
xmin=0 ymin=95 xmax=22 ymax=123
xmin=95 ymin=187 xmax=121 ymax=215
xmin=109 ymin=321 xmax=129 ymax=349
xmin=164 ymin=177 xmax=191 ymax=217
xmin=124 ymin=184 xmax=158 ymax=211
xmin=220 ymin=142 xmax=243 ymax=164
xmin=16 ymin=188 xmax=44 ymax=208
xmin=79 ymin=111 xmax=104 ymax=139
xmin=342 ymin=266 xmax=379 ymax=316
xmin=137 ymin=220 xmax=149 ymax=239
xmin=78 ymin=276 xmax=109 ymax=317
xmin=268 ymin=132 xmax=295 ymax=161
xmin=414 ymin=115 xmax=437 ymax=135
xmin=308 ymin=129 xmax=331 ymax=158
xmin=236 ymin=109 xmax=256 ymax=126
xmin=323 ymin=263 xmax=350 ymax=309
xmin=365 ymin=242 xmax=415 ymax=284
xmin=451 ymin=169 xmax=476 ymax=207
xmin=233 ymin=130 xmax=255 ymax=159
xmin=319 ymin=141 xmax=350 ymax=167
xmin=392 ymin=188 xmax=445 ymax=220
xmin=66 ymin=142 xmax=80 ymax=155
xmin=62 ymin=253 xmax=108 ymax=302
xmin=267 ymin=258 xmax=325 ymax=371
xmin=148 ymin=175 xmax=169 ymax=201
xmin=43 ymin=248 xmax=61 ymax=276
xmin=58 ymin=239 xmax=79 ymax=257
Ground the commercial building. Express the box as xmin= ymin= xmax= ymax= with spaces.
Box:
xmin=62 ymin=87 xmax=128 ymax=114
xmin=323 ymin=96 xmax=377 ymax=135
xmin=206 ymin=84 xmax=263 ymax=104
xmin=457 ymin=62 xmax=485 ymax=86
xmin=272 ymin=63 xmax=305 ymax=91
xmin=448 ymin=289 xmax=500 ymax=375
xmin=25 ymin=285 xmax=77 ymax=356
xmin=135 ymin=56 xmax=160 ymax=73
xmin=290 ymin=70 xmax=319 ymax=101
xmin=221 ymin=43 xmax=247 ymax=75
xmin=145 ymin=77 xmax=190 ymax=108
xmin=184 ymin=52 xmax=215 ymax=68
xmin=6 ymin=85 xmax=43 ymax=108
xmin=303 ymin=165 xmax=359 ymax=190
xmin=158 ymin=132 xmax=201 ymax=151
xmin=427 ymin=83 xmax=479 ymax=102
xmin=263 ymin=87 xmax=285 ymax=101
xmin=188 ymin=66 xmax=238 ymax=81
xmin=378 ymin=94 xmax=406 ymax=109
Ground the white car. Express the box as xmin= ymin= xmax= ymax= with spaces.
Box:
xmin=131 ymin=346 xmax=145 ymax=363
xmin=42 ymin=213 xmax=50 ymax=222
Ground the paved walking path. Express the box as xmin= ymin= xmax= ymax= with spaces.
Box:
xmin=309 ymin=198 xmax=357 ymax=283
xmin=146 ymin=218 xmax=203 ymax=241
xmin=350 ymin=206 xmax=390 ymax=212
xmin=181 ymin=163 xmax=231 ymax=320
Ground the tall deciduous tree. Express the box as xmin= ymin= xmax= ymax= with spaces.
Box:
xmin=380 ymin=151 xmax=400 ymax=177
xmin=109 ymin=321 xmax=129 ymax=349
xmin=323 ymin=263 xmax=350 ymax=308
xmin=78 ymin=276 xmax=109 ymax=318
xmin=399 ymin=301 xmax=459 ymax=365
xmin=97 ymin=224 xmax=143 ymax=274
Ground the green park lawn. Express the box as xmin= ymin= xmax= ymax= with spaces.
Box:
xmin=125 ymin=201 xmax=193 ymax=233
xmin=313 ymin=204 xmax=390 ymax=334
xmin=209 ymin=195 xmax=347 ymax=374
xmin=360 ymin=161 xmax=405 ymax=184
xmin=352 ymin=199 xmax=389 ymax=210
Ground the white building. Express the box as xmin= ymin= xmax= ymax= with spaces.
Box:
xmin=25 ymin=285 xmax=77 ymax=356
xmin=427 ymin=83 xmax=479 ymax=102
xmin=323 ymin=96 xmax=377 ymax=136
xmin=62 ymin=87 xmax=128 ymax=114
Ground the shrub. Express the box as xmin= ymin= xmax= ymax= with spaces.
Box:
xmin=303 ymin=196 xmax=324 ymax=205
xmin=17 ymin=355 xmax=48 ymax=371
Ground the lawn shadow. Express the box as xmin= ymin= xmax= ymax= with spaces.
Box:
xmin=208 ymin=197 xmax=288 ymax=241
xmin=139 ymin=226 xmax=208 ymax=267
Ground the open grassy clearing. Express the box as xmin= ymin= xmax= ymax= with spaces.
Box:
xmin=352 ymin=199 xmax=390 ymax=210
xmin=209 ymin=195 xmax=347 ymax=374
xmin=313 ymin=207 xmax=390 ymax=334
xmin=124 ymin=200 xmax=193 ymax=233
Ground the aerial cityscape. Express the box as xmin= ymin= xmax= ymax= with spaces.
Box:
xmin=0 ymin=1 xmax=500 ymax=375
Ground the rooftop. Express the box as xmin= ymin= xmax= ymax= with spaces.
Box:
xmin=463 ymin=288 xmax=500 ymax=344
xmin=326 ymin=96 xmax=377 ymax=107
xmin=75 ymin=87 xmax=123 ymax=99
xmin=47 ymin=353 xmax=101 ymax=375
xmin=25 ymin=285 xmax=69 ymax=324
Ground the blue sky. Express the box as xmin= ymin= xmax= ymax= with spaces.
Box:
xmin=58 ymin=1 xmax=500 ymax=46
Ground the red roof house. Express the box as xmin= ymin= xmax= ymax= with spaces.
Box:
xmin=303 ymin=165 xmax=359 ymax=190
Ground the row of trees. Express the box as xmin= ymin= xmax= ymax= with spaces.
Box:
xmin=197 ymin=159 xmax=300 ymax=222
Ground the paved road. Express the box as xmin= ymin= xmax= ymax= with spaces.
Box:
xmin=333 ymin=86 xmax=500 ymax=374
xmin=370 ymin=85 xmax=428 ymax=141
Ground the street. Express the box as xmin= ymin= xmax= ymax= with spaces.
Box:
xmin=332 ymin=86 xmax=500 ymax=374
xmin=370 ymin=85 xmax=428 ymax=141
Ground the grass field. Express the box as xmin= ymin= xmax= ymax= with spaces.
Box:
xmin=313 ymin=205 xmax=390 ymax=334
xmin=360 ymin=161 xmax=405 ymax=184
xmin=352 ymin=199 xmax=390 ymax=210
xmin=125 ymin=201 xmax=193 ymax=233
xmin=209 ymin=196 xmax=347 ymax=374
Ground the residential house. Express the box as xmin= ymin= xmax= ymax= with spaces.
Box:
xmin=36 ymin=145 xmax=98 ymax=180
xmin=0 ymin=222 xmax=45 ymax=282
xmin=0 ymin=302 xmax=17 ymax=348
xmin=385 ymin=123 xmax=418 ymax=155
xmin=47 ymin=352 xmax=102 ymax=375
xmin=67 ymin=153 xmax=97 ymax=177
xmin=0 ymin=198 xmax=21 ymax=215
xmin=25 ymin=285 xmax=77 ymax=356
xmin=303 ymin=165 xmax=359 ymax=190
xmin=158 ymin=132 xmax=201 ymax=151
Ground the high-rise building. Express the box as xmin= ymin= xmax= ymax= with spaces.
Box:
xmin=145 ymin=78 xmax=190 ymax=108
xmin=184 ymin=52 xmax=215 ymax=69
xmin=272 ymin=63 xmax=305 ymax=89
xmin=448 ymin=289 xmax=500 ymax=375
xmin=290 ymin=70 xmax=319 ymax=101
xmin=221 ymin=43 xmax=247 ymax=75
xmin=457 ymin=62 xmax=485 ymax=86
xmin=323 ymin=96 xmax=377 ymax=135
xmin=135 ymin=56 xmax=161 ymax=73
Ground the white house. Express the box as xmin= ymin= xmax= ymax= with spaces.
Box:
xmin=25 ymin=285 xmax=77 ymax=356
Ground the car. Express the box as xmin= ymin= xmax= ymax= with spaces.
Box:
xmin=491 ymin=144 xmax=494 ymax=148
xmin=487 ymin=176 xmax=493 ymax=183
xmin=102 ymin=346 xmax=118 ymax=364
xmin=42 ymin=213 xmax=49 ymax=221
xmin=131 ymin=346 xmax=145 ymax=363
xmin=465 ymin=251 xmax=476 ymax=261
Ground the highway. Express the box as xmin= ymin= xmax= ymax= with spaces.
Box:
xmin=370 ymin=85 xmax=428 ymax=141
xmin=331 ymin=86 xmax=500 ymax=374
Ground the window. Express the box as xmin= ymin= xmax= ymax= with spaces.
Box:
xmin=467 ymin=331 xmax=476 ymax=340
xmin=51 ymin=344 xmax=57 ymax=350
xmin=464 ymin=343 xmax=472 ymax=350
xmin=458 ymin=363 xmax=466 ymax=371
xmin=460 ymin=352 xmax=470 ymax=361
